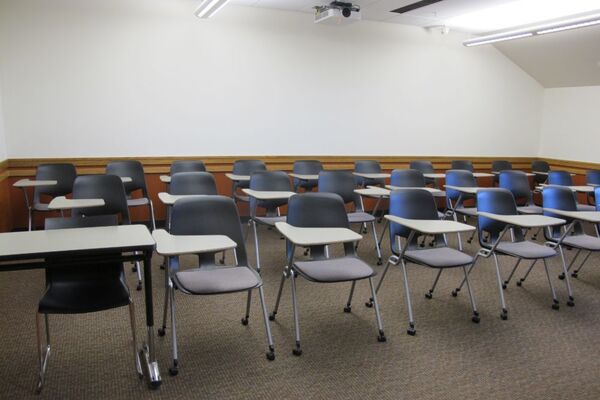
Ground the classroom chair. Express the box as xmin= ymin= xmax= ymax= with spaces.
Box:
xmin=445 ymin=170 xmax=478 ymax=248
xmin=29 ymin=163 xmax=77 ymax=230
xmin=451 ymin=160 xmax=474 ymax=172
xmin=170 ymin=160 xmax=206 ymax=174
xmin=531 ymin=160 xmax=550 ymax=185
xmin=354 ymin=160 xmax=385 ymax=188
xmin=292 ymin=160 xmax=323 ymax=192
xmin=548 ymin=171 xmax=595 ymax=211
xmin=231 ymin=159 xmax=267 ymax=204
xmin=409 ymin=160 xmax=436 ymax=186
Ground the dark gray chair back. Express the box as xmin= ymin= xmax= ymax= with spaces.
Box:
xmin=71 ymin=175 xmax=131 ymax=224
xmin=170 ymin=161 xmax=206 ymax=175
xmin=33 ymin=163 xmax=77 ymax=204
xmin=170 ymin=172 xmax=217 ymax=195
xmin=354 ymin=160 xmax=384 ymax=187
xmin=249 ymin=171 xmax=292 ymax=216
xmin=106 ymin=160 xmax=149 ymax=198
xmin=318 ymin=170 xmax=360 ymax=208
xmin=232 ymin=160 xmax=267 ymax=190
xmin=390 ymin=169 xmax=426 ymax=187
xmin=292 ymin=160 xmax=322 ymax=191
xmin=532 ymin=160 xmax=550 ymax=184
xmin=451 ymin=160 xmax=474 ymax=172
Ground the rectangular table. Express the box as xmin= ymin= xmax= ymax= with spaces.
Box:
xmin=0 ymin=225 xmax=161 ymax=389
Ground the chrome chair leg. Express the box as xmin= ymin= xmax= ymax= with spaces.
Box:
xmin=543 ymin=259 xmax=560 ymax=310
xmin=462 ymin=266 xmax=480 ymax=323
xmin=558 ymin=247 xmax=575 ymax=306
xmin=148 ymin=200 xmax=157 ymax=231
xmin=366 ymin=257 xmax=395 ymax=308
xmin=128 ymin=300 xmax=143 ymax=378
xmin=257 ymin=286 xmax=275 ymax=361
xmin=425 ymin=269 xmax=443 ymax=299
xmin=503 ymin=258 xmax=523 ymax=289
xmin=158 ymin=271 xmax=171 ymax=337
xmin=400 ymin=260 xmax=416 ymax=336
xmin=516 ymin=259 xmax=536 ymax=286
xmin=558 ymin=249 xmax=581 ymax=280
xmin=269 ymin=272 xmax=287 ymax=321
xmin=371 ymin=222 xmax=382 ymax=265
xmin=572 ymin=251 xmax=592 ymax=278
xmin=134 ymin=259 xmax=143 ymax=291
xmin=169 ymin=283 xmax=179 ymax=376
xmin=344 ymin=281 xmax=356 ymax=313
xmin=35 ymin=313 xmax=51 ymax=394
xmin=368 ymin=277 xmax=386 ymax=342
xmin=241 ymin=290 xmax=252 ymax=325
xmin=492 ymin=253 xmax=508 ymax=320
xmin=252 ymin=220 xmax=261 ymax=273
xmin=290 ymin=270 xmax=302 ymax=356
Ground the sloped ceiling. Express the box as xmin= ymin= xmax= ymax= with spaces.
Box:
xmin=229 ymin=0 xmax=600 ymax=88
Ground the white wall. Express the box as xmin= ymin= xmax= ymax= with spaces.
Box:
xmin=0 ymin=0 xmax=543 ymax=158
xmin=0 ymin=75 xmax=7 ymax=161
xmin=539 ymin=86 xmax=600 ymax=163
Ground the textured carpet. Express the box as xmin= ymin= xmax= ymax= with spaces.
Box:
xmin=2 ymin=221 xmax=600 ymax=399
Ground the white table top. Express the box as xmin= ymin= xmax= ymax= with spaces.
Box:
xmin=532 ymin=171 xmax=576 ymax=176
xmin=158 ymin=192 xmax=208 ymax=205
xmin=13 ymin=179 xmax=57 ymax=188
xmin=0 ymin=225 xmax=154 ymax=261
xmin=472 ymin=172 xmax=495 ymax=178
xmin=352 ymin=172 xmax=391 ymax=179
xmin=384 ymin=215 xmax=475 ymax=234
xmin=444 ymin=185 xmax=482 ymax=194
xmin=48 ymin=196 xmax=105 ymax=210
xmin=120 ymin=177 xmax=132 ymax=183
xmin=275 ymin=222 xmax=362 ymax=246
xmin=589 ymin=183 xmax=600 ymax=187
xmin=355 ymin=187 xmax=390 ymax=197
xmin=152 ymin=229 xmax=236 ymax=256
xmin=538 ymin=184 xmax=595 ymax=193
xmin=386 ymin=185 xmax=443 ymax=194
xmin=477 ymin=212 xmax=565 ymax=228
xmin=225 ymin=173 xmax=251 ymax=182
xmin=289 ymin=173 xmax=319 ymax=180
xmin=492 ymin=171 xmax=535 ymax=177
xmin=543 ymin=209 xmax=600 ymax=223
xmin=423 ymin=173 xmax=446 ymax=179
xmin=160 ymin=175 xmax=171 ymax=183
xmin=242 ymin=189 xmax=296 ymax=200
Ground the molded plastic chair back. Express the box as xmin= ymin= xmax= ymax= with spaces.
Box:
xmin=170 ymin=160 xmax=206 ymax=175
xmin=586 ymin=170 xmax=600 ymax=186
xmin=71 ymin=175 xmax=131 ymax=224
xmin=409 ymin=160 xmax=434 ymax=174
xmin=547 ymin=171 xmax=573 ymax=186
xmin=354 ymin=160 xmax=384 ymax=187
xmin=170 ymin=172 xmax=217 ymax=195
xmin=451 ymin=160 xmax=474 ymax=172
xmin=542 ymin=185 xmax=580 ymax=239
xmin=499 ymin=170 xmax=533 ymax=205
xmin=292 ymin=160 xmax=322 ymax=191
xmin=249 ymin=171 xmax=292 ymax=214
xmin=492 ymin=160 xmax=512 ymax=172
xmin=476 ymin=188 xmax=520 ymax=244
xmin=389 ymin=189 xmax=441 ymax=252
xmin=287 ymin=192 xmax=354 ymax=259
xmin=33 ymin=163 xmax=77 ymax=202
xmin=42 ymin=214 xmax=129 ymax=314
xmin=532 ymin=160 xmax=550 ymax=184
xmin=170 ymin=196 xmax=248 ymax=266
xmin=318 ymin=170 xmax=358 ymax=206
xmin=390 ymin=169 xmax=426 ymax=187
xmin=445 ymin=170 xmax=477 ymax=202
xmin=106 ymin=160 xmax=149 ymax=198
xmin=232 ymin=160 xmax=267 ymax=190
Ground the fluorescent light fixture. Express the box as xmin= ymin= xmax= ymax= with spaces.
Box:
xmin=194 ymin=0 xmax=230 ymax=19
xmin=463 ymin=13 xmax=600 ymax=46
xmin=446 ymin=0 xmax=600 ymax=32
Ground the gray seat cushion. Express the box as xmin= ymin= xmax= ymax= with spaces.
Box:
xmin=456 ymin=207 xmax=478 ymax=217
xmin=404 ymin=247 xmax=473 ymax=268
xmin=294 ymin=257 xmax=375 ymax=283
xmin=254 ymin=215 xmax=286 ymax=226
xmin=495 ymin=241 xmax=556 ymax=259
xmin=174 ymin=266 xmax=261 ymax=295
xmin=577 ymin=204 xmax=596 ymax=212
xmin=517 ymin=205 xmax=543 ymax=215
xmin=127 ymin=197 xmax=150 ymax=207
xmin=348 ymin=211 xmax=375 ymax=223
xmin=562 ymin=234 xmax=600 ymax=251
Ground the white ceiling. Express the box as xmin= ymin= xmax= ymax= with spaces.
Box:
xmin=228 ymin=0 xmax=600 ymax=88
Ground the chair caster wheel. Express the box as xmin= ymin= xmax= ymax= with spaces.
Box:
xmin=407 ymin=326 xmax=416 ymax=336
xmin=567 ymin=300 xmax=575 ymax=307
xmin=558 ymin=273 xmax=565 ymax=280
xmin=425 ymin=292 xmax=433 ymax=299
xmin=168 ymin=367 xmax=178 ymax=376
xmin=472 ymin=315 xmax=480 ymax=323
xmin=500 ymin=310 xmax=508 ymax=320
xmin=502 ymin=283 xmax=507 ymax=290
xmin=158 ymin=328 xmax=166 ymax=337
xmin=241 ymin=317 xmax=249 ymax=325
xmin=377 ymin=334 xmax=387 ymax=343
xmin=160 ymin=264 xmax=165 ymax=270
xmin=136 ymin=283 xmax=142 ymax=291
xmin=268 ymin=313 xmax=276 ymax=321
xmin=292 ymin=347 xmax=302 ymax=357
xmin=377 ymin=259 xmax=382 ymax=266
xmin=343 ymin=306 xmax=352 ymax=313
xmin=552 ymin=303 xmax=560 ymax=310
xmin=131 ymin=266 xmax=137 ymax=273
xmin=571 ymin=273 xmax=578 ymax=278
xmin=451 ymin=290 xmax=458 ymax=297
xmin=303 ymin=249 xmax=309 ymax=256
xmin=266 ymin=351 xmax=275 ymax=361
xmin=365 ymin=300 xmax=373 ymax=308
xmin=516 ymin=281 xmax=522 ymax=287
xmin=467 ymin=239 xmax=472 ymax=244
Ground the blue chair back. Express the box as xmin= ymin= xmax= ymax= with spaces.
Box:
xmin=451 ymin=160 xmax=474 ymax=172
xmin=499 ymin=170 xmax=533 ymax=205
xmin=390 ymin=169 xmax=425 ymax=187
xmin=354 ymin=160 xmax=384 ymax=187
xmin=547 ymin=171 xmax=573 ymax=186
xmin=232 ymin=160 xmax=267 ymax=190
xmin=476 ymin=188 xmax=522 ymax=245
xmin=249 ymin=171 xmax=292 ymax=215
xmin=445 ymin=170 xmax=476 ymax=202
xmin=170 ymin=161 xmax=206 ymax=174
xmin=542 ymin=185 xmax=581 ymax=239
xmin=586 ymin=170 xmax=600 ymax=186
xmin=318 ymin=170 xmax=359 ymax=207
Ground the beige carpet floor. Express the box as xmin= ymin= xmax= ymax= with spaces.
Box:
xmin=2 ymin=221 xmax=600 ymax=399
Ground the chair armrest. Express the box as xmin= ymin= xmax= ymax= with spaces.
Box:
xmin=477 ymin=212 xmax=565 ymax=228
xmin=152 ymin=229 xmax=237 ymax=256
xmin=275 ymin=222 xmax=362 ymax=246
xmin=384 ymin=215 xmax=475 ymax=234
xmin=543 ymin=209 xmax=600 ymax=224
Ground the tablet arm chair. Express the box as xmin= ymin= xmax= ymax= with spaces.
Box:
xmin=170 ymin=160 xmax=206 ymax=174
xmin=231 ymin=160 xmax=267 ymax=204
xmin=445 ymin=170 xmax=478 ymax=248
xmin=167 ymin=171 xmax=218 ymax=229
xmin=366 ymin=189 xmax=479 ymax=336
xmin=36 ymin=215 xmax=141 ymax=393
xmin=451 ymin=160 xmax=474 ymax=172
xmin=106 ymin=160 xmax=156 ymax=230
xmin=491 ymin=160 xmax=512 ymax=184
xmin=248 ymin=171 xmax=292 ymax=272
xmin=354 ymin=160 xmax=385 ymax=188
xmin=409 ymin=160 xmax=436 ymax=186
xmin=269 ymin=193 xmax=386 ymax=356
xmin=531 ymin=160 xmax=550 ymax=185
xmin=318 ymin=170 xmax=382 ymax=264
xmin=29 ymin=163 xmax=77 ymax=230
xmin=158 ymin=196 xmax=275 ymax=375
xmin=500 ymin=170 xmax=543 ymax=239
xmin=548 ymin=171 xmax=595 ymax=211
xmin=292 ymin=160 xmax=323 ymax=192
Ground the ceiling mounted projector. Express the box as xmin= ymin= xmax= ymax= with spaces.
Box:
xmin=314 ymin=2 xmax=361 ymax=25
